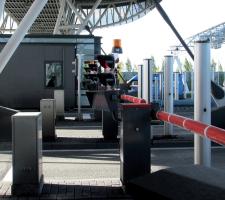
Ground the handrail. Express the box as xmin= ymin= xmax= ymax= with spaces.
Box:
xmin=157 ymin=111 xmax=225 ymax=146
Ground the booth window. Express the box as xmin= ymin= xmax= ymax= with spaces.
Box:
xmin=45 ymin=62 xmax=63 ymax=89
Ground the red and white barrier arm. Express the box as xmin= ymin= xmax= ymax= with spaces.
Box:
xmin=120 ymin=94 xmax=146 ymax=104
xmin=156 ymin=111 xmax=225 ymax=146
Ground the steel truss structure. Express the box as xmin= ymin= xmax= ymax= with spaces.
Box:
xmin=3 ymin=0 xmax=160 ymax=34
xmin=187 ymin=22 xmax=225 ymax=49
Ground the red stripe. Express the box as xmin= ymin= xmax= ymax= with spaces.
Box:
xmin=169 ymin=114 xmax=186 ymax=127
xmin=183 ymin=119 xmax=208 ymax=135
xmin=156 ymin=111 xmax=225 ymax=145
xmin=120 ymin=94 xmax=146 ymax=104
xmin=157 ymin=111 xmax=170 ymax=122
xmin=207 ymin=126 xmax=225 ymax=145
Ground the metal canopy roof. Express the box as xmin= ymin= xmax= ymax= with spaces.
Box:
xmin=4 ymin=0 xmax=161 ymax=34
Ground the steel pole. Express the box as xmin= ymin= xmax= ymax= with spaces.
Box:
xmin=143 ymin=59 xmax=153 ymax=103
xmin=191 ymin=71 xmax=194 ymax=99
xmin=174 ymin=72 xmax=179 ymax=100
xmin=194 ymin=40 xmax=211 ymax=167
xmin=159 ymin=72 xmax=163 ymax=100
xmin=76 ymin=54 xmax=83 ymax=120
xmin=0 ymin=0 xmax=48 ymax=74
xmin=138 ymin=64 xmax=143 ymax=99
xmin=164 ymin=55 xmax=174 ymax=135
xmin=155 ymin=75 xmax=159 ymax=101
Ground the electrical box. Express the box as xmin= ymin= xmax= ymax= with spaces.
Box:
xmin=40 ymin=99 xmax=56 ymax=141
xmin=12 ymin=112 xmax=43 ymax=195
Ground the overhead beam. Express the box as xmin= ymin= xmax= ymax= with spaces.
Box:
xmin=154 ymin=0 xmax=194 ymax=60
xmin=0 ymin=0 xmax=48 ymax=74
xmin=66 ymin=0 xmax=84 ymax=23
xmin=91 ymin=4 xmax=111 ymax=32
xmin=76 ymin=0 xmax=102 ymax=34
xmin=54 ymin=0 xmax=65 ymax=34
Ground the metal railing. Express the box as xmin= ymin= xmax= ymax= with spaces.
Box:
xmin=120 ymin=94 xmax=225 ymax=146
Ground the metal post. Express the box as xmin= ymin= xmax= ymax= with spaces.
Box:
xmin=12 ymin=112 xmax=43 ymax=195
xmin=174 ymin=72 xmax=179 ymax=100
xmin=211 ymin=67 xmax=215 ymax=81
xmin=155 ymin=75 xmax=159 ymax=101
xmin=159 ymin=72 xmax=163 ymax=100
xmin=76 ymin=54 xmax=83 ymax=120
xmin=120 ymin=104 xmax=151 ymax=185
xmin=191 ymin=71 xmax=194 ymax=99
xmin=194 ymin=40 xmax=211 ymax=167
xmin=0 ymin=0 xmax=6 ymax=21
xmin=183 ymin=72 xmax=187 ymax=99
xmin=164 ymin=55 xmax=173 ymax=136
xmin=138 ymin=64 xmax=143 ymax=99
xmin=54 ymin=90 xmax=65 ymax=119
xmin=142 ymin=59 xmax=153 ymax=103
xmin=40 ymin=99 xmax=56 ymax=141
xmin=0 ymin=0 xmax=48 ymax=74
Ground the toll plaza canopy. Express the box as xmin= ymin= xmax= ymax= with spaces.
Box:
xmin=4 ymin=0 xmax=161 ymax=34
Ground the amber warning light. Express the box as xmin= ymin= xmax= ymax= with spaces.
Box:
xmin=112 ymin=39 xmax=123 ymax=54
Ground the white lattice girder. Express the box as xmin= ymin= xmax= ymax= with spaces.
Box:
xmin=4 ymin=0 xmax=161 ymax=34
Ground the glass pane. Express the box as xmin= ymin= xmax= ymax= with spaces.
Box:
xmin=45 ymin=62 xmax=63 ymax=89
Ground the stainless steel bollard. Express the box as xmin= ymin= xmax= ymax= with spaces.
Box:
xmin=40 ymin=99 xmax=56 ymax=141
xmin=12 ymin=112 xmax=43 ymax=196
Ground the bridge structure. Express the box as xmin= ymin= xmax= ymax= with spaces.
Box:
xmin=1 ymin=0 xmax=160 ymax=34
xmin=170 ymin=21 xmax=225 ymax=55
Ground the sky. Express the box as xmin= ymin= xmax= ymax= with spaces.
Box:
xmin=94 ymin=0 xmax=225 ymax=70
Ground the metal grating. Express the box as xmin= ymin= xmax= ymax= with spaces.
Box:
xmin=3 ymin=0 xmax=161 ymax=34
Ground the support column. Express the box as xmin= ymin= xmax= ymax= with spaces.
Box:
xmin=183 ymin=72 xmax=187 ymax=99
xmin=138 ymin=64 xmax=143 ymax=99
xmin=164 ymin=55 xmax=173 ymax=136
xmin=194 ymin=40 xmax=211 ymax=167
xmin=191 ymin=71 xmax=194 ymax=100
xmin=0 ymin=0 xmax=48 ymax=74
xmin=174 ymin=72 xmax=179 ymax=100
xmin=142 ymin=59 xmax=153 ymax=103
xmin=76 ymin=54 xmax=83 ymax=120
xmin=154 ymin=75 xmax=159 ymax=101
xmin=159 ymin=72 xmax=163 ymax=100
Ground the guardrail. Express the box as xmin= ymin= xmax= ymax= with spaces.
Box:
xmin=120 ymin=94 xmax=225 ymax=146
xmin=120 ymin=94 xmax=146 ymax=104
xmin=156 ymin=111 xmax=225 ymax=146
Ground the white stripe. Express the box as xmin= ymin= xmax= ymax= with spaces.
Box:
xmin=183 ymin=119 xmax=187 ymax=128
xmin=168 ymin=114 xmax=172 ymax=122
xmin=204 ymin=125 xmax=211 ymax=138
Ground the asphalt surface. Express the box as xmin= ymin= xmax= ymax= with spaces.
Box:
xmin=0 ymin=107 xmax=224 ymax=199
xmin=1 ymin=147 xmax=225 ymax=184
